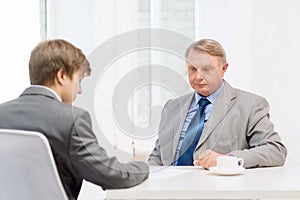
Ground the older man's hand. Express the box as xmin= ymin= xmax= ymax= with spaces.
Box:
xmin=193 ymin=150 xmax=227 ymax=169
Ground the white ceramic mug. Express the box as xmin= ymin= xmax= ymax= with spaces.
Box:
xmin=216 ymin=156 xmax=244 ymax=171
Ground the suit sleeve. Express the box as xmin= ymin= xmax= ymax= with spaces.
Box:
xmin=148 ymin=99 xmax=174 ymax=166
xmin=69 ymin=109 xmax=149 ymax=190
xmin=148 ymin=138 xmax=163 ymax=166
xmin=229 ymin=97 xmax=287 ymax=168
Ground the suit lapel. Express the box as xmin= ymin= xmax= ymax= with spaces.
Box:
xmin=196 ymin=81 xmax=236 ymax=149
xmin=170 ymin=93 xmax=194 ymax=160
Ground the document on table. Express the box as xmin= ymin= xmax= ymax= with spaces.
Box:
xmin=149 ymin=168 xmax=191 ymax=179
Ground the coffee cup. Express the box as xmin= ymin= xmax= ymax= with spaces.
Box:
xmin=216 ymin=156 xmax=244 ymax=171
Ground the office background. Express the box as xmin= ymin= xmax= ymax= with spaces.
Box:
xmin=1 ymin=0 xmax=299 ymax=167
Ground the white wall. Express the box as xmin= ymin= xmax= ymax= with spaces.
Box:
xmin=1 ymin=0 xmax=299 ymax=167
xmin=0 ymin=0 xmax=40 ymax=103
xmin=195 ymin=0 xmax=300 ymax=166
xmin=45 ymin=0 xmax=300 ymax=166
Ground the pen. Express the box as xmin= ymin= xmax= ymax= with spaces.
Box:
xmin=132 ymin=140 xmax=136 ymax=158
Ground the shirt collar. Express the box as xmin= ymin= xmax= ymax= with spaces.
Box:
xmin=31 ymin=85 xmax=62 ymax=102
xmin=194 ymin=80 xmax=224 ymax=105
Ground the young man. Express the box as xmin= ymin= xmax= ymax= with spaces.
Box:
xmin=0 ymin=39 xmax=149 ymax=200
xmin=148 ymin=38 xmax=287 ymax=169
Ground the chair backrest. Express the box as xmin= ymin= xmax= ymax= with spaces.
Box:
xmin=0 ymin=129 xmax=68 ymax=200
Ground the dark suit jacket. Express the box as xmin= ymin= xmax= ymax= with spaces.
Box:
xmin=148 ymin=81 xmax=287 ymax=168
xmin=0 ymin=87 xmax=149 ymax=199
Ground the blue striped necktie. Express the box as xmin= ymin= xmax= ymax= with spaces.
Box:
xmin=177 ymin=98 xmax=211 ymax=166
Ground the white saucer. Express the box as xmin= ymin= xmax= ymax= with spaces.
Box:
xmin=209 ymin=166 xmax=245 ymax=176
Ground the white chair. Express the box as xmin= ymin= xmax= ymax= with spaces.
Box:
xmin=0 ymin=129 xmax=68 ymax=200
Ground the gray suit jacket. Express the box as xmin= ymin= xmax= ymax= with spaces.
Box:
xmin=148 ymin=81 xmax=287 ymax=168
xmin=0 ymin=87 xmax=149 ymax=200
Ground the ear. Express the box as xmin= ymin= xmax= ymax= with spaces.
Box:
xmin=56 ymin=69 xmax=67 ymax=85
xmin=221 ymin=63 xmax=229 ymax=77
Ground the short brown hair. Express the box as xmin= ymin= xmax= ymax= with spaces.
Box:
xmin=185 ymin=39 xmax=227 ymax=66
xmin=29 ymin=39 xmax=91 ymax=85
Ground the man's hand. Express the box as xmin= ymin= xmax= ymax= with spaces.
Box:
xmin=193 ymin=149 xmax=227 ymax=169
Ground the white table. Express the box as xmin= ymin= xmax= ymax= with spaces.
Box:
xmin=106 ymin=166 xmax=300 ymax=200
